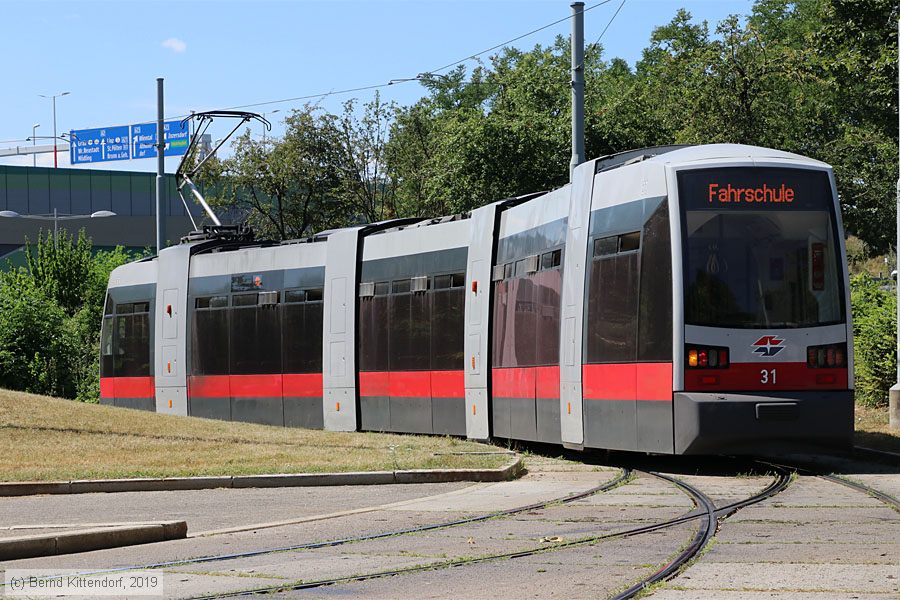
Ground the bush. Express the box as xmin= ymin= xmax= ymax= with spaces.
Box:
xmin=0 ymin=230 xmax=141 ymax=401
xmin=850 ymin=274 xmax=896 ymax=407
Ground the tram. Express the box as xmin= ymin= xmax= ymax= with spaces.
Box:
xmin=100 ymin=144 xmax=853 ymax=454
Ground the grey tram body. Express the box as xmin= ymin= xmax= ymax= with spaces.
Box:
xmin=100 ymin=144 xmax=855 ymax=455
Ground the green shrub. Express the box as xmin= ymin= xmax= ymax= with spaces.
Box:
xmin=1 ymin=230 xmax=141 ymax=401
xmin=850 ymin=274 xmax=896 ymax=407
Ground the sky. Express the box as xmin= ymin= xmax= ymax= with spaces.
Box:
xmin=0 ymin=0 xmax=754 ymax=171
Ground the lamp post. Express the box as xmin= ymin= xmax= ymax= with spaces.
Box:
xmin=38 ymin=91 xmax=70 ymax=168
xmin=262 ymin=109 xmax=280 ymax=142
xmin=0 ymin=209 xmax=115 ymax=247
xmin=31 ymin=123 xmax=40 ymax=167
xmin=26 ymin=133 xmax=76 ymax=167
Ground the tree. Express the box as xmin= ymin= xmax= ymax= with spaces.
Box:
xmin=202 ymin=105 xmax=348 ymax=241
xmin=336 ymin=93 xmax=399 ymax=224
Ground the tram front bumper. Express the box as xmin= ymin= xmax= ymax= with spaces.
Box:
xmin=674 ymin=390 xmax=854 ymax=455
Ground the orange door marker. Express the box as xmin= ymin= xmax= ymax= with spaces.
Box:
xmin=336 ymin=401 xmax=341 ymax=412
xmin=168 ymin=399 xmax=173 ymax=408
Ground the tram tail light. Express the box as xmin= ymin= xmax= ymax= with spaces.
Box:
xmin=685 ymin=345 xmax=730 ymax=369
xmin=807 ymin=343 xmax=847 ymax=368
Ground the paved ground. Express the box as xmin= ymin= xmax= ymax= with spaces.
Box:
xmin=1 ymin=453 xmax=897 ymax=599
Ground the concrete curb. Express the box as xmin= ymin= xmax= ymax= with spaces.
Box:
xmin=0 ymin=455 xmax=523 ymax=497
xmin=0 ymin=521 xmax=187 ymax=561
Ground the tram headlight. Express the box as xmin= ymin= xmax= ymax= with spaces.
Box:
xmin=685 ymin=345 xmax=730 ymax=369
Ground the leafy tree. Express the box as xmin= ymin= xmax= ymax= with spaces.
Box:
xmin=336 ymin=93 xmax=399 ymax=223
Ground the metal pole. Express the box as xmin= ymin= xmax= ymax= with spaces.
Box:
xmin=31 ymin=124 xmax=38 ymax=167
xmin=155 ymin=78 xmax=166 ymax=254
xmin=569 ymin=1 xmax=585 ymax=182
xmin=891 ymin=19 xmax=900 ymax=430
xmin=52 ymin=96 xmax=58 ymax=169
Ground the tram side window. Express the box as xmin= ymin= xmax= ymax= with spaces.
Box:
xmin=193 ymin=296 xmax=229 ymax=375
xmin=102 ymin=301 xmax=151 ymax=378
xmin=587 ymin=245 xmax=640 ymax=363
xmin=638 ymin=201 xmax=672 ymax=361
xmin=432 ymin=272 xmax=465 ymax=370
xmin=230 ymin=292 xmax=281 ymax=375
xmin=359 ymin=282 xmax=390 ymax=372
xmin=491 ymin=249 xmax=563 ymax=368
xmin=283 ymin=288 xmax=325 ymax=374
xmin=389 ymin=281 xmax=430 ymax=371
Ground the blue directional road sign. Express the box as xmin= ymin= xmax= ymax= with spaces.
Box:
xmin=69 ymin=126 xmax=131 ymax=164
xmin=131 ymin=120 xmax=190 ymax=159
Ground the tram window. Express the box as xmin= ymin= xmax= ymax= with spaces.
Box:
xmin=306 ymin=288 xmax=323 ymax=302
xmin=116 ymin=303 xmax=134 ymax=314
xmin=230 ymin=298 xmax=281 ymax=374
xmin=104 ymin=294 xmax=114 ymax=316
xmin=638 ymin=200 xmax=672 ymax=361
xmin=619 ymin=232 xmax=641 ymax=252
xmin=117 ymin=309 xmax=151 ymax=377
xmin=133 ymin=302 xmax=150 ymax=313
xmin=100 ymin=316 xmax=114 ymax=377
xmin=594 ymin=236 xmax=618 ymax=257
xmin=431 ymin=287 xmax=464 ymax=370
xmin=233 ymin=293 xmax=258 ymax=307
xmin=196 ymin=296 xmax=228 ymax=309
xmin=586 ymin=252 xmax=639 ymax=363
xmin=504 ymin=263 xmax=513 ymax=279
xmin=434 ymin=274 xmax=452 ymax=289
xmin=193 ymin=309 xmax=229 ymax=375
xmin=284 ymin=289 xmax=305 ymax=303
xmin=358 ymin=294 xmax=389 ymax=372
xmin=541 ymin=249 xmax=562 ymax=270
xmin=374 ymin=282 xmax=389 ymax=296
xmin=450 ymin=272 xmax=466 ymax=287
xmin=389 ymin=292 xmax=430 ymax=370
xmin=392 ymin=279 xmax=411 ymax=294
xmin=283 ymin=301 xmax=325 ymax=373
xmin=515 ymin=259 xmax=529 ymax=277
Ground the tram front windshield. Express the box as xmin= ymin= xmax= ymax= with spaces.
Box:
xmin=679 ymin=167 xmax=844 ymax=329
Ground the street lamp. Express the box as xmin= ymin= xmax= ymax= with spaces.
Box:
xmin=262 ymin=109 xmax=280 ymax=142
xmin=38 ymin=91 xmax=70 ymax=168
xmin=0 ymin=209 xmax=116 ymax=246
xmin=31 ymin=123 xmax=40 ymax=167
xmin=26 ymin=133 xmax=76 ymax=167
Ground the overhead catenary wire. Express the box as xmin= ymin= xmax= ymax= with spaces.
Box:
xmin=220 ymin=0 xmax=617 ymax=113
xmin=4 ymin=1 xmax=626 ymax=145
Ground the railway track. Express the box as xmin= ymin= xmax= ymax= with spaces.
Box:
xmin=190 ymin=464 xmax=793 ymax=600
xmin=6 ymin=468 xmax=632 ymax=587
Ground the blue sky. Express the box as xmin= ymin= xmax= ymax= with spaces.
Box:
xmin=0 ymin=0 xmax=753 ymax=170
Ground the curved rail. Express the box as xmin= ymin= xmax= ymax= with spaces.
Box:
xmin=819 ymin=473 xmax=900 ymax=512
xmin=610 ymin=472 xmax=717 ymax=600
xmin=610 ymin=464 xmax=793 ymax=600
xmin=195 ymin=466 xmax=793 ymax=599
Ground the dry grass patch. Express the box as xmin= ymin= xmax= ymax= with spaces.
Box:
xmin=0 ymin=389 xmax=509 ymax=481
xmin=854 ymin=403 xmax=900 ymax=454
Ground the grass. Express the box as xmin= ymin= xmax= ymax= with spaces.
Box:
xmin=0 ymin=389 xmax=510 ymax=482
xmin=854 ymin=403 xmax=900 ymax=454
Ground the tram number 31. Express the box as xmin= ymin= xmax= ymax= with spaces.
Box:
xmin=760 ymin=369 xmax=777 ymax=385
